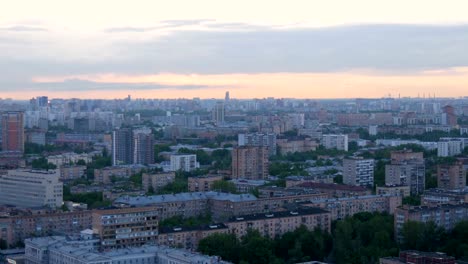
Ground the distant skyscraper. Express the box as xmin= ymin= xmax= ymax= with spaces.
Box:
xmin=37 ymin=96 xmax=48 ymax=107
xmin=212 ymin=101 xmax=225 ymax=125
xmin=133 ymin=128 xmax=155 ymax=165
xmin=112 ymin=128 xmax=133 ymax=165
xmin=1 ymin=111 xmax=24 ymax=153
xmin=225 ymin=91 xmax=230 ymax=102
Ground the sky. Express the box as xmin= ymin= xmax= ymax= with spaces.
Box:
xmin=1 ymin=0 xmax=468 ymax=99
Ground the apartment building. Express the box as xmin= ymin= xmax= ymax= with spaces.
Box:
xmin=157 ymin=224 xmax=229 ymax=249
xmin=321 ymin=134 xmax=348 ymax=151
xmin=94 ymin=165 xmax=145 ymax=184
xmin=304 ymin=194 xmax=402 ymax=220
xmin=437 ymin=140 xmax=463 ymax=157
xmin=188 ymin=175 xmax=223 ymax=192
xmin=385 ymin=150 xmax=425 ymax=195
xmin=376 ymin=185 xmax=411 ymax=198
xmin=226 ymin=208 xmax=331 ymax=239
xmin=276 ymin=137 xmax=318 ymax=155
xmin=92 ymin=207 xmax=159 ymax=249
xmin=142 ymin=172 xmax=176 ymax=192
xmin=59 ymin=165 xmax=86 ymax=181
xmin=0 ymin=209 xmax=92 ymax=248
xmin=343 ymin=157 xmax=374 ymax=187
xmin=295 ymin=182 xmax=371 ymax=198
xmin=394 ymin=204 xmax=468 ymax=240
xmin=437 ymin=163 xmax=466 ymax=190
xmin=421 ymin=188 xmax=468 ymax=206
xmin=170 ymin=154 xmax=199 ymax=172
xmin=0 ymin=169 xmax=63 ymax=208
xmin=238 ymin=132 xmax=277 ymax=156
xmin=231 ymin=146 xmax=269 ymax=180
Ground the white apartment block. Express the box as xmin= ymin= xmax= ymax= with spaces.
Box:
xmin=343 ymin=157 xmax=374 ymax=187
xmin=321 ymin=134 xmax=348 ymax=151
xmin=170 ymin=154 xmax=200 ymax=172
xmin=437 ymin=141 xmax=463 ymax=157
xmin=0 ymin=169 xmax=63 ymax=208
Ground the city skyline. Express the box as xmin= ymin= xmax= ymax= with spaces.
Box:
xmin=1 ymin=0 xmax=468 ymax=99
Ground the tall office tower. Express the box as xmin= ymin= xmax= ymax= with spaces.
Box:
xmin=321 ymin=134 xmax=348 ymax=151
xmin=37 ymin=96 xmax=48 ymax=107
xmin=437 ymin=162 xmax=466 ymax=190
xmin=0 ymin=169 xmax=63 ymax=208
xmin=232 ymin=146 xmax=269 ymax=180
xmin=212 ymin=101 xmax=225 ymax=125
xmin=385 ymin=150 xmax=425 ymax=195
xmin=343 ymin=157 xmax=375 ymax=187
xmin=133 ymin=127 xmax=155 ymax=165
xmin=1 ymin=111 xmax=24 ymax=153
xmin=225 ymin=91 xmax=230 ymax=102
xmin=238 ymin=132 xmax=277 ymax=156
xmin=112 ymin=128 xmax=133 ymax=166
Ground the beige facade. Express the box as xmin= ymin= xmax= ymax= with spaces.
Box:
xmin=304 ymin=194 xmax=402 ymax=220
xmin=276 ymin=138 xmax=318 ymax=155
xmin=231 ymin=146 xmax=269 ymax=180
xmin=188 ymin=175 xmax=223 ymax=192
xmin=92 ymin=207 xmax=159 ymax=249
xmin=142 ymin=172 xmax=176 ymax=192
xmin=376 ymin=185 xmax=411 ymax=197
xmin=60 ymin=165 xmax=86 ymax=181
xmin=437 ymin=163 xmax=466 ymax=190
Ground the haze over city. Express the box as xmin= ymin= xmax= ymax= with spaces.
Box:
xmin=1 ymin=0 xmax=468 ymax=99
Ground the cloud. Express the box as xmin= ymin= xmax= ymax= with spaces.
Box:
xmin=1 ymin=23 xmax=468 ymax=86
xmin=0 ymin=25 xmax=47 ymax=32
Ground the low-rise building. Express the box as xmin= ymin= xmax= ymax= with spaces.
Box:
xmin=295 ymin=182 xmax=371 ymax=198
xmin=94 ymin=165 xmax=145 ymax=184
xmin=92 ymin=207 xmax=159 ymax=250
xmin=394 ymin=204 xmax=468 ymax=240
xmin=188 ymin=175 xmax=223 ymax=192
xmin=304 ymin=194 xmax=402 ymax=220
xmin=158 ymin=224 xmax=229 ymax=249
xmin=421 ymin=188 xmax=468 ymax=206
xmin=226 ymin=208 xmax=331 ymax=239
xmin=276 ymin=137 xmax=318 ymax=155
xmin=142 ymin=172 xmax=176 ymax=192
xmin=376 ymin=185 xmax=411 ymax=198
xmin=229 ymin=179 xmax=268 ymax=193
xmin=321 ymin=134 xmax=348 ymax=151
xmin=60 ymin=165 xmax=86 ymax=181
xmin=380 ymin=250 xmax=457 ymax=264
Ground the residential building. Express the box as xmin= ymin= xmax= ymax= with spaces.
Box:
xmin=0 ymin=169 xmax=63 ymax=208
xmin=343 ymin=157 xmax=374 ymax=187
xmin=226 ymin=208 xmax=331 ymax=239
xmin=188 ymin=175 xmax=223 ymax=192
xmin=421 ymin=188 xmax=468 ymax=206
xmin=158 ymin=224 xmax=229 ymax=249
xmin=47 ymin=152 xmax=94 ymax=167
xmin=376 ymin=185 xmax=411 ymax=197
xmin=1 ymin=112 xmax=24 ymax=153
xmin=385 ymin=150 xmax=425 ymax=195
xmin=304 ymin=194 xmax=402 ymax=220
xmin=438 ymin=140 xmax=463 ymax=157
xmin=142 ymin=172 xmax=176 ymax=192
xmin=0 ymin=209 xmax=92 ymax=247
xmin=321 ymin=134 xmax=348 ymax=151
xmin=92 ymin=207 xmax=159 ymax=249
xmin=133 ymin=127 xmax=154 ymax=165
xmin=238 ymin=132 xmax=277 ymax=156
xmin=94 ymin=166 xmax=135 ymax=184
xmin=394 ymin=204 xmax=468 ymax=240
xmin=112 ymin=128 xmax=133 ymax=165
xmin=276 ymin=137 xmax=318 ymax=155
xmin=212 ymin=101 xmax=225 ymax=125
xmin=170 ymin=154 xmax=199 ymax=172
xmin=294 ymin=182 xmax=371 ymax=198
xmin=380 ymin=250 xmax=457 ymax=264
xmin=229 ymin=179 xmax=268 ymax=193
xmin=231 ymin=146 xmax=269 ymax=180
xmin=59 ymin=165 xmax=86 ymax=181
xmin=437 ymin=162 xmax=466 ymax=190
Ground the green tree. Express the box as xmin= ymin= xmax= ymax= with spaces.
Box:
xmin=198 ymin=233 xmax=241 ymax=263
xmin=212 ymin=180 xmax=237 ymax=193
